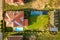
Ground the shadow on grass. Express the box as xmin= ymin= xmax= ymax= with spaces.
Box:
xmin=11 ymin=33 xmax=23 ymax=36
xmin=28 ymin=15 xmax=38 ymax=26
xmin=21 ymin=8 xmax=40 ymax=26
xmin=24 ymin=0 xmax=35 ymax=3
xmin=58 ymin=10 xmax=60 ymax=31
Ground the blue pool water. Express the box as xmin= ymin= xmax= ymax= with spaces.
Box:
xmin=31 ymin=11 xmax=48 ymax=15
xmin=31 ymin=11 xmax=43 ymax=15
xmin=13 ymin=27 xmax=23 ymax=32
xmin=43 ymin=11 xmax=48 ymax=14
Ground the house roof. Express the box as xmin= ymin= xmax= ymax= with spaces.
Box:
xmin=7 ymin=36 xmax=23 ymax=40
xmin=4 ymin=11 xmax=28 ymax=27
xmin=5 ymin=0 xmax=24 ymax=5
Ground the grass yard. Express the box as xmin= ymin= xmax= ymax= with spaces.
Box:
xmin=37 ymin=32 xmax=60 ymax=40
xmin=4 ymin=3 xmax=31 ymax=11
xmin=24 ymin=15 xmax=48 ymax=31
xmin=3 ymin=31 xmax=60 ymax=40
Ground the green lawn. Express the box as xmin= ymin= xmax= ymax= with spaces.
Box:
xmin=3 ymin=31 xmax=60 ymax=40
xmin=37 ymin=32 xmax=60 ymax=40
xmin=4 ymin=3 xmax=31 ymax=11
xmin=24 ymin=15 xmax=48 ymax=31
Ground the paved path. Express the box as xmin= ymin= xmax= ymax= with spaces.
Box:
xmin=49 ymin=11 xmax=55 ymax=27
xmin=49 ymin=10 xmax=58 ymax=27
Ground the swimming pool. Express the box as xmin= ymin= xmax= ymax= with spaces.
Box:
xmin=31 ymin=11 xmax=43 ymax=15
xmin=13 ymin=27 xmax=23 ymax=32
xmin=30 ymin=11 xmax=48 ymax=15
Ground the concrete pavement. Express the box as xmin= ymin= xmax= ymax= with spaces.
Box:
xmin=0 ymin=32 xmax=2 ymax=40
xmin=0 ymin=0 xmax=2 ymax=40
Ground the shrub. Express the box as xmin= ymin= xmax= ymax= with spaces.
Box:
xmin=5 ymin=27 xmax=13 ymax=32
xmin=24 ymin=11 xmax=30 ymax=19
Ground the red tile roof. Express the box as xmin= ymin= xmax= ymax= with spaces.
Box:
xmin=7 ymin=36 xmax=23 ymax=40
xmin=23 ymin=19 xmax=28 ymax=26
xmin=6 ymin=0 xmax=24 ymax=4
xmin=4 ymin=11 xmax=28 ymax=27
xmin=13 ymin=11 xmax=24 ymax=27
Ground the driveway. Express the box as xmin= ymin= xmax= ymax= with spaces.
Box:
xmin=0 ymin=32 xmax=2 ymax=40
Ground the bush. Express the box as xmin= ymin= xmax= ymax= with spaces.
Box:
xmin=1 ymin=20 xmax=3 ymax=28
xmin=24 ymin=11 xmax=30 ymax=19
xmin=24 ymin=0 xmax=33 ymax=3
xmin=1 ymin=20 xmax=6 ymax=32
xmin=5 ymin=27 xmax=13 ymax=32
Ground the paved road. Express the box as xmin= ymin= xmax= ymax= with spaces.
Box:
xmin=0 ymin=0 xmax=2 ymax=40
xmin=0 ymin=0 xmax=2 ymax=20
xmin=0 ymin=9 xmax=2 ymax=20
xmin=0 ymin=32 xmax=2 ymax=40
xmin=0 ymin=0 xmax=2 ymax=8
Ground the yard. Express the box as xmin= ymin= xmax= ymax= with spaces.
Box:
xmin=24 ymin=14 xmax=48 ymax=31
xmin=3 ymin=31 xmax=60 ymax=40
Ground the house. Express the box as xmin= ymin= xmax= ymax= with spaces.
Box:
xmin=4 ymin=11 xmax=28 ymax=31
xmin=5 ymin=0 xmax=24 ymax=5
